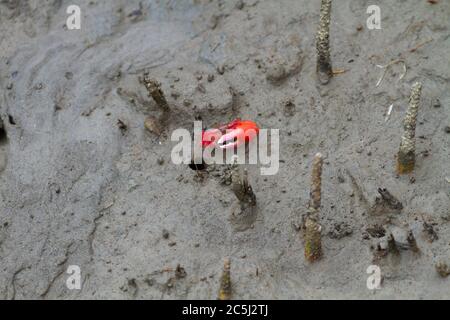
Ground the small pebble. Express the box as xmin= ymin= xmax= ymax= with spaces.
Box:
xmin=144 ymin=116 xmax=162 ymax=135
xmin=197 ymin=83 xmax=206 ymax=93
xmin=171 ymin=91 xmax=180 ymax=99
xmin=433 ymin=99 xmax=441 ymax=108
xmin=235 ymin=0 xmax=245 ymax=10
xmin=209 ymin=14 xmax=220 ymax=29
xmin=65 ymin=72 xmax=73 ymax=80
xmin=183 ymin=99 xmax=192 ymax=107
xmin=436 ymin=262 xmax=450 ymax=278
xmin=217 ymin=65 xmax=225 ymax=75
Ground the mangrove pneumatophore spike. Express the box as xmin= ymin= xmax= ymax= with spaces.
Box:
xmin=231 ymin=162 xmax=256 ymax=207
xmin=218 ymin=258 xmax=231 ymax=300
xmin=316 ymin=0 xmax=333 ymax=85
xmin=304 ymin=153 xmax=324 ymax=262
xmin=142 ymin=74 xmax=170 ymax=112
xmin=309 ymin=153 xmax=323 ymax=212
xmin=397 ymin=82 xmax=422 ymax=174
xmin=304 ymin=216 xmax=322 ymax=262
xmin=387 ymin=233 xmax=400 ymax=255
xmin=407 ymin=230 xmax=420 ymax=253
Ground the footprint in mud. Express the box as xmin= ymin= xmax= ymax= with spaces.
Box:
xmin=229 ymin=202 xmax=258 ymax=232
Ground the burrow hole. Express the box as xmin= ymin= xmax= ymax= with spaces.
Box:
xmin=189 ymin=159 xmax=207 ymax=171
xmin=0 ymin=118 xmax=7 ymax=146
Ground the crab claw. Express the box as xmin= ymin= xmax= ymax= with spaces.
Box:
xmin=202 ymin=119 xmax=259 ymax=149
xmin=217 ymin=120 xmax=259 ymax=149
xmin=217 ymin=128 xmax=245 ymax=149
xmin=202 ymin=128 xmax=222 ymax=147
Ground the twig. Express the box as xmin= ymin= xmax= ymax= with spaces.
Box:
xmin=409 ymin=39 xmax=433 ymax=53
xmin=375 ymin=59 xmax=407 ymax=87
xmin=385 ymin=104 xmax=394 ymax=122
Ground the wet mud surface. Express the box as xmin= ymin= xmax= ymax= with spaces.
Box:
xmin=0 ymin=0 xmax=449 ymax=299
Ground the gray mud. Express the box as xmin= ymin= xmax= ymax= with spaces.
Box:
xmin=0 ymin=0 xmax=449 ymax=299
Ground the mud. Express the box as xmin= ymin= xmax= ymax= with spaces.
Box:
xmin=0 ymin=0 xmax=449 ymax=299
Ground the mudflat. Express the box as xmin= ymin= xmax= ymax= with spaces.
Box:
xmin=0 ymin=0 xmax=449 ymax=299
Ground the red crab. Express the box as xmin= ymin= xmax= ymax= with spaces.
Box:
xmin=202 ymin=119 xmax=259 ymax=149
